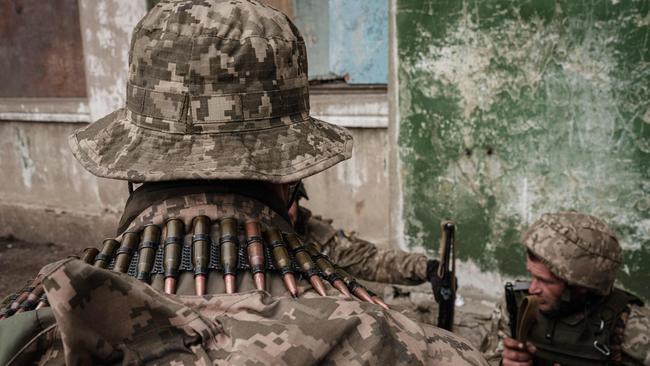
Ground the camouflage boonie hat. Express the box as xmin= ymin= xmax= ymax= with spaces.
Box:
xmin=69 ymin=0 xmax=353 ymax=183
xmin=522 ymin=212 xmax=623 ymax=296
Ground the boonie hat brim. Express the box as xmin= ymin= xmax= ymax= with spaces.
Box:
xmin=69 ymin=108 xmax=353 ymax=184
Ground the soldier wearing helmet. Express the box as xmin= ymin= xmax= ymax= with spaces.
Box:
xmin=0 ymin=1 xmax=487 ymax=365
xmin=495 ymin=212 xmax=650 ymax=366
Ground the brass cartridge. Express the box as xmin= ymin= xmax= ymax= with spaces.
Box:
xmin=192 ymin=216 xmax=211 ymax=295
xmin=163 ymin=218 xmax=184 ymax=294
xmin=114 ymin=231 xmax=139 ymax=273
xmin=136 ymin=225 xmax=161 ymax=282
xmin=95 ymin=239 xmax=119 ymax=268
xmin=367 ymin=289 xmax=390 ymax=310
xmin=285 ymin=233 xmax=326 ymax=296
xmin=266 ymin=228 xmax=298 ymax=297
xmin=244 ymin=219 xmax=266 ymax=291
xmin=16 ymin=284 xmax=44 ymax=313
xmin=35 ymin=292 xmax=48 ymax=310
xmin=334 ymin=267 xmax=375 ymax=304
xmin=305 ymin=243 xmax=351 ymax=298
xmin=266 ymin=228 xmax=292 ymax=272
xmin=219 ymin=217 xmax=239 ymax=294
xmin=81 ymin=247 xmax=99 ymax=264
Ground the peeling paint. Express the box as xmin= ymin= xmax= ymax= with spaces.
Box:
xmin=78 ymin=0 xmax=147 ymax=122
xmin=14 ymin=127 xmax=35 ymax=189
xmin=397 ymin=1 xmax=650 ymax=299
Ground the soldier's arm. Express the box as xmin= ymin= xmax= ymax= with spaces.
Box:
xmin=481 ymin=301 xmax=512 ymax=366
xmin=322 ymin=231 xmax=428 ymax=285
xmin=622 ymin=304 xmax=650 ymax=366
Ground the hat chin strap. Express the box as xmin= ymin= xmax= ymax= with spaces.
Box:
xmin=286 ymin=180 xmax=302 ymax=210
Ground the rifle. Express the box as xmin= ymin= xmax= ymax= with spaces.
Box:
xmin=433 ymin=220 xmax=456 ymax=331
xmin=504 ymin=280 xmax=531 ymax=340
xmin=505 ymin=282 xmax=518 ymax=338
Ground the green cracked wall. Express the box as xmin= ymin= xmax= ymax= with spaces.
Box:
xmin=397 ymin=0 xmax=650 ymax=299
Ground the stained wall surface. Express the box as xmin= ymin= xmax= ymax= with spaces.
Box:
xmin=0 ymin=0 xmax=390 ymax=252
xmin=396 ymin=0 xmax=650 ymax=299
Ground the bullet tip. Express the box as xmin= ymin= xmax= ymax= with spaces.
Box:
xmin=310 ymin=276 xmax=327 ymax=297
xmin=165 ymin=277 xmax=177 ymax=294
xmin=195 ymin=274 xmax=206 ymax=296
xmin=225 ymin=274 xmax=237 ymax=294
xmin=333 ymin=280 xmax=353 ymax=298
xmin=353 ymin=287 xmax=375 ymax=304
xmin=283 ymin=273 xmax=299 ymax=298
xmin=253 ymin=272 xmax=266 ymax=291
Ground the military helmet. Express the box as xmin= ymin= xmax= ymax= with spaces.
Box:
xmin=69 ymin=0 xmax=352 ymax=183
xmin=522 ymin=212 xmax=622 ymax=296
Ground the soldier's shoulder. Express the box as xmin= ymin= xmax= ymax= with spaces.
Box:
xmin=626 ymin=303 xmax=650 ymax=336
xmin=622 ymin=303 xmax=650 ymax=365
xmin=305 ymin=213 xmax=337 ymax=244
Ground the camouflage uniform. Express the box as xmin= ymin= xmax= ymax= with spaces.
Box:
xmin=482 ymin=212 xmax=650 ymax=366
xmin=0 ymin=1 xmax=487 ymax=365
xmin=296 ymin=207 xmax=429 ymax=285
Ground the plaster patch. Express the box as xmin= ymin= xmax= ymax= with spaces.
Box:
xmin=79 ymin=0 xmax=147 ymax=122
xmin=455 ymin=259 xmax=509 ymax=296
xmin=15 ymin=128 xmax=35 ymax=189
xmin=335 ymin=154 xmax=367 ymax=191
xmin=643 ymin=108 xmax=650 ymax=124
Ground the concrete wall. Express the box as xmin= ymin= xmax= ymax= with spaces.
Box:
xmin=0 ymin=121 xmax=125 ymax=245
xmin=303 ymin=127 xmax=389 ymax=246
xmin=0 ymin=0 xmax=146 ymax=246
xmin=395 ymin=0 xmax=650 ymax=299
xmin=0 ymin=0 xmax=391 ymax=252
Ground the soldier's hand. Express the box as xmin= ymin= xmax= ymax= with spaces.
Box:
xmin=502 ymin=337 xmax=535 ymax=366
xmin=426 ymin=260 xmax=441 ymax=297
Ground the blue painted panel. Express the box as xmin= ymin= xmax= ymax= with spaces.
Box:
xmin=293 ymin=0 xmax=388 ymax=84
xmin=329 ymin=0 xmax=388 ymax=84
xmin=292 ymin=0 xmax=330 ymax=79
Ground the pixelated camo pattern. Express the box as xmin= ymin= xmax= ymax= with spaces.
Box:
xmin=522 ymin=211 xmax=623 ymax=296
xmin=622 ymin=305 xmax=650 ymax=365
xmin=303 ymin=212 xmax=429 ymax=285
xmin=26 ymin=259 xmax=488 ymax=365
xmin=69 ymin=0 xmax=353 ymax=183
xmin=120 ymin=191 xmax=293 ymax=236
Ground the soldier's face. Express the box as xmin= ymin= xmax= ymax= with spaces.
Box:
xmin=526 ymin=257 xmax=566 ymax=313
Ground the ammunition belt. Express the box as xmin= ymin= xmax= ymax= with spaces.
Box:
xmin=0 ymin=216 xmax=388 ymax=319
xmin=105 ymin=231 xmax=294 ymax=278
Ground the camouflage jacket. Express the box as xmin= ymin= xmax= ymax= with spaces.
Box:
xmin=480 ymin=296 xmax=650 ymax=366
xmin=0 ymin=190 xmax=487 ymax=366
xmin=297 ymin=207 xmax=429 ymax=285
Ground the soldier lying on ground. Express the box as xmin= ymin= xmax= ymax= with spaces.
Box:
xmin=0 ymin=1 xmax=487 ymax=365
xmin=289 ymin=183 xmax=439 ymax=286
xmin=484 ymin=212 xmax=650 ymax=366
